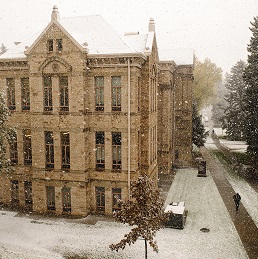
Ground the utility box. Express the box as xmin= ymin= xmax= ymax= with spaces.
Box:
xmin=198 ymin=160 xmax=207 ymax=177
xmin=164 ymin=201 xmax=187 ymax=229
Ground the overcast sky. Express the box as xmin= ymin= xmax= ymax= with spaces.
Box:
xmin=1 ymin=0 xmax=258 ymax=74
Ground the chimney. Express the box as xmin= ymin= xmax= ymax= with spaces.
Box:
xmin=148 ymin=17 xmax=155 ymax=32
xmin=51 ymin=5 xmax=60 ymax=21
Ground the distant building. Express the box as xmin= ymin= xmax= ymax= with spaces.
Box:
xmin=0 ymin=6 xmax=193 ymax=216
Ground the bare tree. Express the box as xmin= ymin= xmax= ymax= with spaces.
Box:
xmin=110 ymin=173 xmax=165 ymax=259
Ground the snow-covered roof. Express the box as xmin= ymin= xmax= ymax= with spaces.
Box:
xmin=159 ymin=48 xmax=194 ymax=65
xmin=0 ymin=14 xmax=150 ymax=60
xmin=60 ymin=15 xmax=146 ymax=55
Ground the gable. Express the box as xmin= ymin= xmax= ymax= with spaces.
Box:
xmin=24 ymin=20 xmax=87 ymax=56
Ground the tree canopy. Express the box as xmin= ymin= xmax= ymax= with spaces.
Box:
xmin=242 ymin=16 xmax=258 ymax=166
xmin=193 ymin=57 xmax=223 ymax=110
xmin=0 ymin=92 xmax=15 ymax=173
xmin=222 ymin=60 xmax=246 ymax=140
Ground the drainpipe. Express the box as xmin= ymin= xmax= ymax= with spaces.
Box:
xmin=128 ymin=58 xmax=131 ymax=200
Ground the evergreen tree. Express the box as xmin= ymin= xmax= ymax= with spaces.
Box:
xmin=110 ymin=173 xmax=165 ymax=259
xmin=192 ymin=103 xmax=209 ymax=147
xmin=222 ymin=60 xmax=246 ymax=140
xmin=0 ymin=43 xmax=7 ymax=55
xmin=243 ymin=17 xmax=258 ymax=167
xmin=0 ymin=92 xmax=15 ymax=173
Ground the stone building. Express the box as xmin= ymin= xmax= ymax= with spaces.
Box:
xmin=0 ymin=6 xmax=193 ymax=216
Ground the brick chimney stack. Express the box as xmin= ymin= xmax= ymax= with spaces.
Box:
xmin=51 ymin=5 xmax=60 ymax=21
xmin=148 ymin=17 xmax=155 ymax=32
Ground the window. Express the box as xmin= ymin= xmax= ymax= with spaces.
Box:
xmin=61 ymin=132 xmax=70 ymax=169
xmin=138 ymin=77 xmax=141 ymax=112
xmin=11 ymin=180 xmax=19 ymax=204
xmin=10 ymin=132 xmax=18 ymax=164
xmin=111 ymin=76 xmax=121 ymax=111
xmin=43 ymin=76 xmax=53 ymax=111
xmin=45 ymin=131 xmax=54 ymax=169
xmin=95 ymin=187 xmax=105 ymax=213
xmin=21 ymin=77 xmax=30 ymax=111
xmin=57 ymin=39 xmax=63 ymax=51
xmin=62 ymin=187 xmax=71 ymax=213
xmin=95 ymin=76 xmax=104 ymax=111
xmin=112 ymin=132 xmax=121 ymax=170
xmin=175 ymin=150 xmax=179 ymax=160
xmin=96 ymin=132 xmax=105 ymax=169
xmin=24 ymin=181 xmax=32 ymax=205
xmin=23 ymin=130 xmax=32 ymax=165
xmin=112 ymin=188 xmax=121 ymax=211
xmin=59 ymin=76 xmax=69 ymax=112
xmin=47 ymin=39 xmax=54 ymax=52
xmin=6 ymin=78 xmax=15 ymax=111
xmin=46 ymin=186 xmax=55 ymax=210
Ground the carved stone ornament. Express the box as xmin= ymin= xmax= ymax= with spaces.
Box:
xmin=52 ymin=62 xmax=59 ymax=72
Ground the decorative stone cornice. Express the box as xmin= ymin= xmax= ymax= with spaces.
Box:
xmin=87 ymin=56 xmax=146 ymax=68
xmin=0 ymin=60 xmax=28 ymax=71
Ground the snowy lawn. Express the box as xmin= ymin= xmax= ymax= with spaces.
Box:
xmin=0 ymin=169 xmax=248 ymax=259
xmin=213 ymin=128 xmax=247 ymax=153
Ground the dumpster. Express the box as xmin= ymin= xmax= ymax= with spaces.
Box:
xmin=197 ymin=160 xmax=207 ymax=177
xmin=164 ymin=201 xmax=187 ymax=229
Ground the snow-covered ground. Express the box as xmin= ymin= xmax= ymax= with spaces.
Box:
xmin=0 ymin=168 xmax=249 ymax=259
xmin=213 ymin=127 xmax=247 ymax=153
xmin=205 ymin=134 xmax=258 ymax=228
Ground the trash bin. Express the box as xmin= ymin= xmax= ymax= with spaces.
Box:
xmin=197 ymin=160 xmax=207 ymax=177
xmin=164 ymin=201 xmax=187 ymax=229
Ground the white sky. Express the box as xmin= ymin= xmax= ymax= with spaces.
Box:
xmin=0 ymin=0 xmax=258 ymax=73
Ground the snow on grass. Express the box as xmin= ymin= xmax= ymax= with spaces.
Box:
xmin=0 ymin=168 xmax=248 ymax=259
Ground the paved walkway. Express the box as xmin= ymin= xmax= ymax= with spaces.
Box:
xmin=200 ymin=146 xmax=258 ymax=259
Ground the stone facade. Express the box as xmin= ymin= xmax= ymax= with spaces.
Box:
xmin=0 ymin=7 xmax=193 ymax=216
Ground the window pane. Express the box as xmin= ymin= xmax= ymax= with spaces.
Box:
xmin=62 ymin=187 xmax=71 ymax=212
xmin=48 ymin=40 xmax=53 ymax=51
xmin=24 ymin=181 xmax=32 ymax=205
xmin=46 ymin=186 xmax=55 ymax=210
xmin=112 ymin=188 xmax=121 ymax=211
xmin=57 ymin=39 xmax=62 ymax=51
xmin=61 ymin=132 xmax=70 ymax=169
xmin=96 ymin=132 xmax=104 ymax=144
xmin=111 ymin=76 xmax=121 ymax=111
xmin=96 ymin=132 xmax=105 ymax=169
xmin=21 ymin=78 xmax=30 ymax=111
xmin=111 ymin=76 xmax=121 ymax=86
xmin=45 ymin=131 xmax=54 ymax=168
xmin=95 ymin=76 xmax=104 ymax=111
xmin=59 ymin=76 xmax=69 ymax=111
xmin=96 ymin=187 xmax=105 ymax=213
xmin=10 ymin=132 xmax=18 ymax=164
xmin=112 ymin=132 xmax=121 ymax=170
xmin=43 ymin=76 xmax=52 ymax=111
xmin=23 ymin=130 xmax=32 ymax=165
xmin=11 ymin=180 xmax=19 ymax=204
xmin=6 ymin=78 xmax=15 ymax=110
xmin=112 ymin=132 xmax=121 ymax=145
xmin=95 ymin=76 xmax=104 ymax=87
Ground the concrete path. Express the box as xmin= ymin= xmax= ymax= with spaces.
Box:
xmin=200 ymin=146 xmax=258 ymax=259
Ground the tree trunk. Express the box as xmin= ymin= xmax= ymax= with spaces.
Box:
xmin=145 ymin=239 xmax=147 ymax=259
